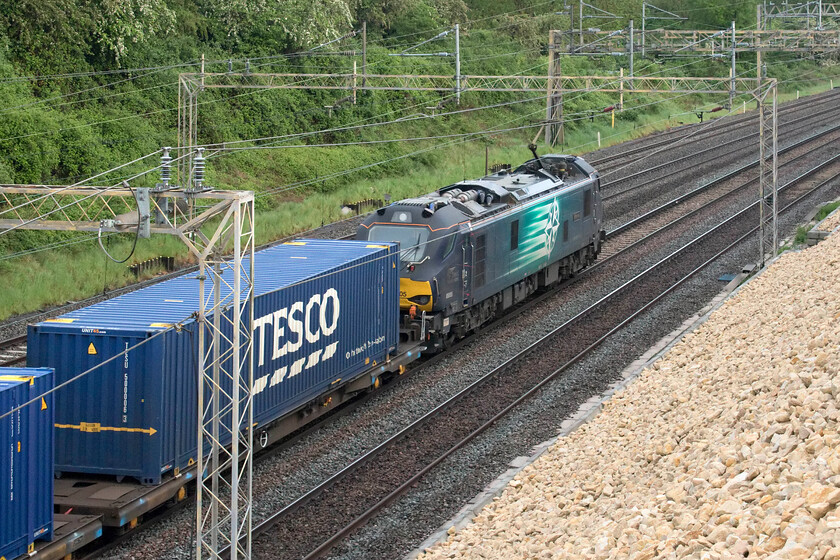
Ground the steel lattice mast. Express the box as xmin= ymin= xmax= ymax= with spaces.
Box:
xmin=0 ymin=152 xmax=256 ymax=560
xmin=544 ymin=30 xmax=779 ymax=269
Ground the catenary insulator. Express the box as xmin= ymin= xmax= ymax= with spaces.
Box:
xmin=160 ymin=147 xmax=172 ymax=188
xmin=193 ymin=148 xmax=206 ymax=190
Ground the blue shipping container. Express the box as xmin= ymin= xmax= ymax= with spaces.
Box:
xmin=28 ymin=240 xmax=399 ymax=484
xmin=0 ymin=368 xmax=54 ymax=560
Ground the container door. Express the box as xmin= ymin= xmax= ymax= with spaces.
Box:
xmin=28 ymin=327 xmax=160 ymax=482
xmin=0 ymin=382 xmax=28 ymax=560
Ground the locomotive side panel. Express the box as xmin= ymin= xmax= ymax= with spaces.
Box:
xmin=468 ymin=179 xmax=599 ymax=307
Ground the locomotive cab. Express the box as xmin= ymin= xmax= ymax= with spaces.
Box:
xmin=357 ymin=200 xmax=467 ymax=319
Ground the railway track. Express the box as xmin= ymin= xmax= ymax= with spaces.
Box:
xmin=600 ymin=99 xmax=840 ymax=202
xmin=0 ymin=218 xmax=363 ymax=356
xmin=1 ymin=89 xmax=836 ymax=351
xmin=245 ymin=152 xmax=840 ymax=560
xmin=600 ymin=123 xmax=840 ymax=259
xmin=589 ymin=88 xmax=840 ymax=173
xmin=1 ymin=90 xmax=837 ymax=350
xmin=0 ymin=334 xmax=27 ymax=367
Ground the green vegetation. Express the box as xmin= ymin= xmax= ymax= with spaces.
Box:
xmin=816 ymin=201 xmax=840 ymax=222
xmin=0 ymin=0 xmax=838 ymax=319
xmin=794 ymin=226 xmax=810 ymax=245
xmin=786 ymin=202 xmax=840 ymax=253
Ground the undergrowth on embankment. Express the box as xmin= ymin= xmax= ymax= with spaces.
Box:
xmin=0 ymin=0 xmax=838 ymax=319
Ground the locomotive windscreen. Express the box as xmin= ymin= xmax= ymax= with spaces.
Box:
xmin=368 ymin=225 xmax=430 ymax=263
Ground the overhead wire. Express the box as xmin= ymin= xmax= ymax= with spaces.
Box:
xmin=251 ymin=64 xmax=728 ymax=198
xmin=0 ymin=232 xmax=105 ymax=261
xmin=0 ymin=79 xmax=180 ymax=115
xmin=249 ymin=45 xmax=840 ymax=200
xmin=369 ymin=0 xmax=559 ymax=50
xmin=0 ymin=0 xmax=555 ymax=86
xmin=1 ymin=14 xmax=832 ymax=241
xmin=3 ymin=60 xmax=836 ymax=364
xmin=0 ymin=0 xmax=672 ymax=144
xmin=194 ymin=54 xmax=713 ymax=176
xmin=0 ymin=60 xmax=201 ymax=84
xmin=0 ymin=323 xmax=180 ymax=419
xmin=4 ymin=37 xmax=828 ymax=192
xmin=197 ymin=47 xmax=728 ymax=154
xmin=0 ymin=149 xmax=191 ymax=236
xmin=196 ymin=42 xmax=836 ymax=201
xmin=0 ymin=70 xmax=354 ymax=145
xmin=1 ymin=3 xmax=834 ymax=329
xmin=0 ymin=69 xmax=175 ymax=115
xmin=213 ymin=66 xmax=746 ymax=155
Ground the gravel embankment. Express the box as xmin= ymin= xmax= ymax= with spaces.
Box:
xmin=817 ymin=206 xmax=840 ymax=232
xmin=418 ymin=231 xmax=840 ymax=560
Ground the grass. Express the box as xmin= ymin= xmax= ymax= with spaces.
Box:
xmin=0 ymin=81 xmax=837 ymax=320
xmin=0 ymin=235 xmax=188 ymax=318
xmin=787 ymin=201 xmax=840 ymax=251
xmin=794 ymin=226 xmax=810 ymax=245
xmin=815 ymin=201 xmax=840 ymax=222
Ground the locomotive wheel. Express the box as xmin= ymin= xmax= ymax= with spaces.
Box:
xmin=444 ymin=332 xmax=457 ymax=348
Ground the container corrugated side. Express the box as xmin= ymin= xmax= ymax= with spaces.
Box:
xmin=1 ymin=379 xmax=30 ymax=560
xmin=0 ymin=368 xmax=55 ymax=545
xmin=28 ymin=239 xmax=399 ymax=484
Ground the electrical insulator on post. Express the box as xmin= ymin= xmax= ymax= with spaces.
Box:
xmin=159 ymin=147 xmax=172 ymax=189
xmin=192 ymin=148 xmax=208 ymax=192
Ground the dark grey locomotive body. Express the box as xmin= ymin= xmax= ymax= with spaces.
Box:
xmin=357 ymin=154 xmax=605 ymax=347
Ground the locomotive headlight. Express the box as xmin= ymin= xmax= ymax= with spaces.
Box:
xmin=408 ymin=295 xmax=431 ymax=305
xmin=396 ymin=212 xmax=411 ymax=223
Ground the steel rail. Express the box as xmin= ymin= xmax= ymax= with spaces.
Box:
xmin=2 ymin=92 xmax=836 ymax=343
xmin=550 ymin=132 xmax=840 ymax=286
xmin=606 ymin=126 xmax=840 ymax=242
xmin=601 ymin=105 xmax=840 ymax=201
xmin=588 ymin=89 xmax=840 ymax=170
xmin=76 ymin=124 xmax=840 ymax=560
xmin=4 ymin=82 xmax=837 ymax=560
xmin=248 ymin=154 xmax=840 ymax=559
xmin=0 ymin=334 xmax=27 ymax=367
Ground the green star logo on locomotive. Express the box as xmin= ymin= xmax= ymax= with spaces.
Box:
xmin=544 ymin=198 xmax=561 ymax=253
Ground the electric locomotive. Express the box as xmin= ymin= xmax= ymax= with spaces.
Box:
xmin=357 ymin=148 xmax=606 ymax=348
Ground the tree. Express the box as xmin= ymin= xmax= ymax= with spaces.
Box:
xmin=208 ymin=0 xmax=354 ymax=47
xmin=93 ymin=0 xmax=176 ymax=61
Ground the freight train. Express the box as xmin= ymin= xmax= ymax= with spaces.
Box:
xmin=4 ymin=151 xmax=603 ymax=559
xmin=357 ymin=149 xmax=605 ymax=349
